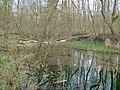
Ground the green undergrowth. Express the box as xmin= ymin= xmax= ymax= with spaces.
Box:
xmin=0 ymin=51 xmax=20 ymax=89
xmin=61 ymin=40 xmax=120 ymax=54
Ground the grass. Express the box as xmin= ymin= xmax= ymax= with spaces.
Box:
xmin=61 ymin=40 xmax=120 ymax=54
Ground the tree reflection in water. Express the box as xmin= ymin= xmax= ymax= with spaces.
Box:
xmin=34 ymin=50 xmax=120 ymax=90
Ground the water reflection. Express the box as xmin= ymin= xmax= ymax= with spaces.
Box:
xmin=34 ymin=50 xmax=120 ymax=90
xmin=71 ymin=50 xmax=120 ymax=90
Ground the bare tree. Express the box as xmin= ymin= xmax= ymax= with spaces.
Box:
xmin=100 ymin=0 xmax=118 ymax=34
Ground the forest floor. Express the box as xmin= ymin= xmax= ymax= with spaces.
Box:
xmin=0 ymin=33 xmax=120 ymax=54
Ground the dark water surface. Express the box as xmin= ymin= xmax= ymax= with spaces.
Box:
xmin=22 ymin=50 xmax=120 ymax=90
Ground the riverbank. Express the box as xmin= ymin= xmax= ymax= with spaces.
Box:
xmin=61 ymin=40 xmax=120 ymax=54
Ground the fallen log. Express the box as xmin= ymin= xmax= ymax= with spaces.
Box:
xmin=56 ymin=33 xmax=98 ymax=42
xmin=16 ymin=33 xmax=98 ymax=46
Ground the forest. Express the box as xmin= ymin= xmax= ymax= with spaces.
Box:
xmin=0 ymin=0 xmax=120 ymax=90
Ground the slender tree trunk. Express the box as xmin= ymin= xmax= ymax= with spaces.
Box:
xmin=87 ymin=0 xmax=96 ymax=34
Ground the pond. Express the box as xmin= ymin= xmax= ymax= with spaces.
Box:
xmin=21 ymin=50 xmax=120 ymax=90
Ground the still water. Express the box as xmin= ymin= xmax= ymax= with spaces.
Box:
xmin=22 ymin=50 xmax=120 ymax=90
